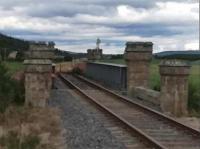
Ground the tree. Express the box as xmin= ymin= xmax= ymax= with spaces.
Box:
xmin=48 ymin=41 xmax=55 ymax=48
xmin=0 ymin=63 xmax=24 ymax=112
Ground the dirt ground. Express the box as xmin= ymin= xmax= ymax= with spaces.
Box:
xmin=0 ymin=106 xmax=66 ymax=149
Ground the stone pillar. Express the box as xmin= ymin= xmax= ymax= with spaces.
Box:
xmin=24 ymin=42 xmax=54 ymax=107
xmin=159 ymin=60 xmax=191 ymax=117
xmin=87 ymin=49 xmax=103 ymax=61
xmin=124 ymin=42 xmax=153 ymax=95
xmin=87 ymin=49 xmax=93 ymax=60
xmin=24 ymin=60 xmax=52 ymax=107
xmin=28 ymin=42 xmax=55 ymax=59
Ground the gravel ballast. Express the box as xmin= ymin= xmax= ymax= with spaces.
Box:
xmin=49 ymin=78 xmax=126 ymax=149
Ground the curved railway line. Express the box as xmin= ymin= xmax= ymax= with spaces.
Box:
xmin=59 ymin=73 xmax=200 ymax=149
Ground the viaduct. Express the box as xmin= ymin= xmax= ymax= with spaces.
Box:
xmin=24 ymin=41 xmax=190 ymax=117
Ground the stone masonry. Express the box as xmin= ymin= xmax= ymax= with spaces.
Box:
xmin=27 ymin=42 xmax=55 ymax=59
xmin=24 ymin=60 xmax=52 ymax=107
xmin=124 ymin=42 xmax=153 ymax=96
xmin=159 ymin=60 xmax=191 ymax=117
xmin=24 ymin=42 xmax=54 ymax=107
xmin=87 ymin=49 xmax=103 ymax=61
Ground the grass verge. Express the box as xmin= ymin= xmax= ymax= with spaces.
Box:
xmin=2 ymin=61 xmax=24 ymax=75
xmin=0 ymin=106 xmax=65 ymax=149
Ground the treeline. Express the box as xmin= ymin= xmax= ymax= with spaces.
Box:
xmin=154 ymin=51 xmax=200 ymax=60
xmin=103 ymin=54 xmax=123 ymax=59
xmin=0 ymin=62 xmax=24 ymax=112
xmin=103 ymin=51 xmax=200 ymax=61
xmin=0 ymin=33 xmax=29 ymax=60
xmin=54 ymin=49 xmax=87 ymax=61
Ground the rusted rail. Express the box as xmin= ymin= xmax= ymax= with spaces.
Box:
xmin=59 ymin=73 xmax=200 ymax=149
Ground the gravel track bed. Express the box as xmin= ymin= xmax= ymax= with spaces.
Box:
xmin=49 ymin=78 xmax=126 ymax=149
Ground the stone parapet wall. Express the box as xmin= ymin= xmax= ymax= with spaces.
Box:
xmin=74 ymin=61 xmax=87 ymax=73
xmin=55 ymin=62 xmax=73 ymax=73
xmin=133 ymin=87 xmax=160 ymax=106
xmin=55 ymin=60 xmax=87 ymax=73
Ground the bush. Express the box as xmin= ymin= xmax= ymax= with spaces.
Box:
xmin=0 ymin=131 xmax=40 ymax=149
xmin=0 ymin=63 xmax=24 ymax=113
xmin=188 ymin=81 xmax=200 ymax=114
xmin=149 ymin=63 xmax=161 ymax=91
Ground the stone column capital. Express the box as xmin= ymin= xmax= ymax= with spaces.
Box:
xmin=124 ymin=42 xmax=153 ymax=61
xmin=159 ymin=60 xmax=191 ymax=76
xmin=124 ymin=41 xmax=153 ymax=95
xmin=125 ymin=41 xmax=153 ymax=52
xmin=24 ymin=59 xmax=52 ymax=73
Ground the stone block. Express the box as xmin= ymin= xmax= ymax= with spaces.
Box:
xmin=159 ymin=60 xmax=191 ymax=117
xmin=125 ymin=42 xmax=153 ymax=52
xmin=133 ymin=87 xmax=160 ymax=105
xmin=27 ymin=42 xmax=55 ymax=59
xmin=124 ymin=41 xmax=153 ymax=95
xmin=24 ymin=60 xmax=52 ymax=73
xmin=124 ymin=52 xmax=152 ymax=61
xmin=87 ymin=48 xmax=103 ymax=60
xmin=24 ymin=59 xmax=52 ymax=107
xmin=27 ymin=50 xmax=55 ymax=59
xmin=25 ymin=73 xmax=51 ymax=107
xmin=29 ymin=42 xmax=54 ymax=51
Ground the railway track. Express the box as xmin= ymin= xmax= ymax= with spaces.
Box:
xmin=59 ymin=73 xmax=200 ymax=149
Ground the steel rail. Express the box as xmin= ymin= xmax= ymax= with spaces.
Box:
xmin=59 ymin=73 xmax=168 ymax=149
xmin=75 ymin=74 xmax=200 ymax=137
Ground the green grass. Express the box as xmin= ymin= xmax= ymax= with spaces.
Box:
xmin=2 ymin=61 xmax=24 ymax=75
xmin=149 ymin=63 xmax=160 ymax=91
xmin=99 ymin=58 xmax=200 ymax=115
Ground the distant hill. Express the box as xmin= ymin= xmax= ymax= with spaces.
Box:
xmin=154 ymin=50 xmax=200 ymax=60
xmin=54 ymin=49 xmax=87 ymax=61
xmin=0 ymin=33 xmax=29 ymax=51
xmin=0 ymin=33 xmax=29 ymax=60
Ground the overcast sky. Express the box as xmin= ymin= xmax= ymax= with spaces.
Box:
xmin=0 ymin=0 xmax=199 ymax=54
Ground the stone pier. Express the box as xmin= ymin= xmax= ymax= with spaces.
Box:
xmin=24 ymin=60 xmax=52 ymax=107
xmin=124 ymin=42 xmax=153 ymax=95
xmin=159 ymin=60 xmax=191 ymax=117
xmin=87 ymin=49 xmax=103 ymax=61
xmin=24 ymin=42 xmax=54 ymax=107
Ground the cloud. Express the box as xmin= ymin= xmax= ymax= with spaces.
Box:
xmin=184 ymin=41 xmax=199 ymax=50
xmin=0 ymin=0 xmax=198 ymax=53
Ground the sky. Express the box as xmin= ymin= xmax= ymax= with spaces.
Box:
xmin=0 ymin=0 xmax=199 ymax=54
